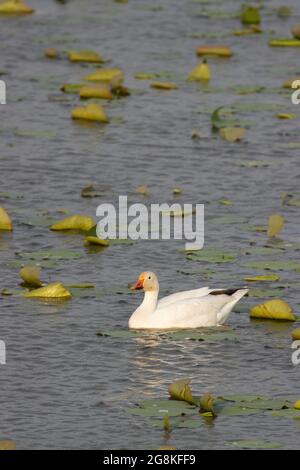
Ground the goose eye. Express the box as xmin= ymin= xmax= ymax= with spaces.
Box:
xmin=148 ymin=276 xmax=152 ymax=280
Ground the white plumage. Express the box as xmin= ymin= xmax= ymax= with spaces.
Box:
xmin=129 ymin=271 xmax=248 ymax=329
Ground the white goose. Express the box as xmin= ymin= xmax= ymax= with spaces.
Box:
xmin=129 ymin=271 xmax=248 ymax=329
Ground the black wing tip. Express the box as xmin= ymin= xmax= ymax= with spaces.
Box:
xmin=209 ymin=288 xmax=249 ymax=297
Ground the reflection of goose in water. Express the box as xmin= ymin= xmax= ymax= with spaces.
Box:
xmin=129 ymin=272 xmax=248 ymax=329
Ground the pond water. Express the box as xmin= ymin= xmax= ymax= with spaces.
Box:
xmin=0 ymin=0 xmax=300 ymax=450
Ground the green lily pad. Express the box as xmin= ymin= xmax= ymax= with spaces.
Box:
xmin=231 ymin=440 xmax=282 ymax=449
xmin=16 ymin=249 xmax=82 ymax=261
xmin=241 ymin=260 xmax=300 ymax=272
xmin=167 ymin=329 xmax=239 ymax=343
xmin=186 ymin=248 xmax=236 ymax=263
xmin=128 ymin=399 xmax=196 ymax=417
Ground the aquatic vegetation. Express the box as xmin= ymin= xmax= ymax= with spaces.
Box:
xmin=50 ymin=215 xmax=94 ymax=231
xmin=241 ymin=6 xmax=260 ymax=25
xmin=188 ymin=60 xmax=211 ymax=82
xmin=0 ymin=440 xmax=16 ymax=450
xmin=250 ymin=299 xmax=296 ymax=322
xmin=219 ymin=127 xmax=245 ymax=142
xmin=0 ymin=207 xmax=13 ymax=231
xmin=71 ymin=103 xmax=109 ymax=123
xmin=23 ymin=282 xmax=71 ymax=299
xmin=67 ymin=50 xmax=103 ymax=63
xmin=19 ymin=266 xmax=42 ymax=288
xmin=79 ymin=85 xmax=113 ymax=100
xmin=150 ymin=82 xmax=178 ymax=90
xmin=269 ymin=39 xmax=300 ymax=47
xmin=291 ymin=329 xmax=300 ymax=340
xmin=196 ymin=45 xmax=232 ymax=58
xmin=84 ymin=68 xmax=124 ymax=83
xmin=0 ymin=0 xmax=34 ymax=15
xmin=267 ymin=214 xmax=284 ymax=238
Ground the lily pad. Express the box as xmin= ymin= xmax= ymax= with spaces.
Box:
xmin=231 ymin=440 xmax=281 ymax=450
xmin=128 ymin=399 xmax=196 ymax=417
xmin=186 ymin=248 xmax=236 ymax=263
xmin=16 ymin=249 xmax=82 ymax=261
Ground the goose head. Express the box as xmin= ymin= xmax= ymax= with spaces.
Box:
xmin=131 ymin=271 xmax=159 ymax=293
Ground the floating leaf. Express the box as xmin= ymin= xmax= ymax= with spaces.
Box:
xmin=81 ymin=184 xmax=104 ymax=198
xmin=0 ymin=440 xmax=16 ymax=450
xmin=0 ymin=0 xmax=34 ymax=14
xmin=267 ymin=214 xmax=284 ymax=238
xmin=241 ymin=260 xmax=300 ymax=272
xmin=84 ymin=68 xmax=124 ymax=83
xmin=19 ymin=266 xmax=42 ymax=288
xmin=244 ymin=274 xmax=280 ymax=282
xmin=269 ymin=38 xmax=300 ymax=47
xmin=44 ymin=48 xmax=58 ymax=59
xmin=50 ymin=215 xmax=94 ymax=232
xmin=128 ymin=399 xmax=196 ymax=418
xmin=219 ymin=127 xmax=245 ymax=142
xmin=0 ymin=207 xmax=12 ymax=231
xmin=277 ymin=113 xmax=297 ymax=119
xmin=163 ymin=414 xmax=169 ymax=432
xmin=196 ymin=45 xmax=232 ymax=58
xmin=294 ymin=400 xmax=300 ymax=410
xmin=282 ymin=78 xmax=300 ymax=89
xmin=250 ymin=299 xmax=295 ymax=321
xmin=79 ymin=85 xmax=112 ymax=100
xmin=17 ymin=249 xmax=82 ymax=261
xmin=84 ymin=236 xmax=109 ymax=246
xmin=71 ymin=104 xmax=108 ymax=123
xmin=241 ymin=6 xmax=260 ymax=25
xmin=188 ymin=60 xmax=211 ymax=82
xmin=231 ymin=440 xmax=281 ymax=450
xmin=186 ymin=248 xmax=236 ymax=263
xmin=135 ymin=185 xmax=149 ymax=196
xmin=150 ymin=82 xmax=178 ymax=90
xmin=67 ymin=50 xmax=103 ymax=63
xmin=61 ymin=84 xmax=83 ymax=94
xmin=24 ymin=282 xmax=71 ymax=299
xmin=199 ymin=394 xmax=215 ymax=416
xmin=168 ymin=378 xmax=196 ymax=405
xmin=291 ymin=328 xmax=300 ymax=340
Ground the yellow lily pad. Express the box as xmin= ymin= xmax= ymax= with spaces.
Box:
xmin=294 ymin=400 xmax=300 ymax=410
xmin=269 ymin=38 xmax=300 ymax=47
xmin=24 ymin=282 xmax=71 ymax=299
xmin=282 ymin=78 xmax=300 ymax=89
xmin=84 ymin=236 xmax=109 ymax=246
xmin=291 ymin=329 xmax=300 ymax=341
xmin=135 ymin=185 xmax=149 ymax=196
xmin=19 ymin=266 xmax=42 ymax=288
xmin=196 ymin=45 xmax=232 ymax=57
xmin=244 ymin=274 xmax=280 ymax=282
xmin=84 ymin=68 xmax=124 ymax=83
xmin=199 ymin=394 xmax=215 ymax=416
xmin=50 ymin=215 xmax=94 ymax=231
xmin=168 ymin=378 xmax=196 ymax=405
xmin=250 ymin=299 xmax=295 ymax=321
xmin=71 ymin=104 xmax=109 ymax=123
xmin=0 ymin=207 xmax=13 ymax=230
xmin=219 ymin=127 xmax=245 ymax=142
xmin=150 ymin=81 xmax=178 ymax=90
xmin=188 ymin=60 xmax=211 ymax=82
xmin=277 ymin=113 xmax=297 ymax=119
xmin=0 ymin=0 xmax=34 ymax=14
xmin=241 ymin=6 xmax=260 ymax=25
xmin=267 ymin=214 xmax=284 ymax=238
xmin=67 ymin=50 xmax=103 ymax=63
xmin=79 ymin=85 xmax=113 ymax=100
xmin=44 ymin=48 xmax=58 ymax=59
xmin=0 ymin=440 xmax=16 ymax=450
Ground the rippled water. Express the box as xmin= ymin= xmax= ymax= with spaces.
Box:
xmin=1 ymin=0 xmax=300 ymax=449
